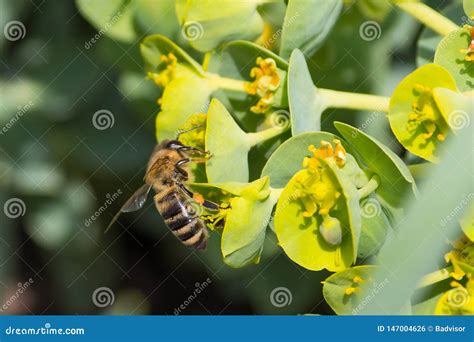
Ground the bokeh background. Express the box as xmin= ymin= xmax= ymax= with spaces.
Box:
xmin=0 ymin=0 xmax=456 ymax=315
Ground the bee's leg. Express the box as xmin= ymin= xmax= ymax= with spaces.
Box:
xmin=176 ymin=182 xmax=221 ymax=211
xmin=177 ymin=145 xmax=210 ymax=156
xmin=175 ymin=158 xmax=207 ymax=169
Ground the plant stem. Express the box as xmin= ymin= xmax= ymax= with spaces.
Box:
xmin=358 ymin=175 xmax=380 ymax=199
xmin=395 ymin=1 xmax=458 ymax=36
xmin=416 ymin=266 xmax=453 ymax=289
xmin=246 ymin=126 xmax=289 ymax=146
xmin=318 ymin=88 xmax=391 ymax=113
xmin=206 ymin=74 xmax=247 ymax=92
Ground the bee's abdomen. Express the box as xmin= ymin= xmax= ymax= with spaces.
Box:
xmin=154 ymin=189 xmax=208 ymax=250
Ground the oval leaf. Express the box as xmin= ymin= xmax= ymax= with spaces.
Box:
xmin=288 ymin=49 xmax=325 ymax=135
xmin=279 ymin=0 xmax=343 ymax=59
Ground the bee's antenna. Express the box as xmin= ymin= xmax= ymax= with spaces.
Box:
xmin=176 ymin=125 xmax=203 ymax=140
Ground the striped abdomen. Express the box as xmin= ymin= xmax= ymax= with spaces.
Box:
xmin=154 ymin=187 xmax=208 ymax=250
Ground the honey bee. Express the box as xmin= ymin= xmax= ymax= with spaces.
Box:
xmin=106 ymin=131 xmax=220 ymax=250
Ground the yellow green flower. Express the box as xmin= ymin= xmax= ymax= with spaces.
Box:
xmin=244 ymin=57 xmax=282 ymax=114
xmin=459 ymin=24 xmax=474 ymax=62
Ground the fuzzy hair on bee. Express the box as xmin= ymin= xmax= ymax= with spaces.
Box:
xmin=106 ymin=136 xmax=220 ymax=250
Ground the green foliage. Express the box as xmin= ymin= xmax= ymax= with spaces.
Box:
xmin=279 ymin=0 xmax=343 ymax=59
xmin=434 ymin=27 xmax=474 ymax=91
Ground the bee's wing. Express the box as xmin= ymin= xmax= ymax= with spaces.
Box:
xmin=105 ymin=184 xmax=152 ymax=233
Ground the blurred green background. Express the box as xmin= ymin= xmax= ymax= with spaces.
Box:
xmin=0 ymin=0 xmax=455 ymax=315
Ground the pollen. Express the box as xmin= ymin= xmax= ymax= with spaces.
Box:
xmin=406 ymin=84 xmax=447 ymax=143
xmin=244 ymin=57 xmax=281 ymax=114
xmin=353 ymin=276 xmax=363 ymax=284
xmin=344 ymin=287 xmax=359 ymax=295
xmin=460 ymin=24 xmax=474 ymax=62
xmin=146 ymin=52 xmax=178 ymax=88
xmin=193 ymin=193 xmax=205 ymax=205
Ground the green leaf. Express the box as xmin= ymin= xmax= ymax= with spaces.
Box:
xmin=133 ymin=0 xmax=180 ymax=39
xmin=76 ymin=0 xmax=136 ymax=43
xmin=261 ymin=132 xmax=337 ymax=189
xmin=175 ymin=0 xmax=263 ymax=52
xmin=156 ymin=69 xmax=215 ymax=140
xmin=434 ymin=27 xmax=474 ymax=91
xmin=279 ymin=0 xmax=343 ymax=59
xmin=356 ymin=0 xmax=392 ymax=20
xmin=388 ymin=64 xmax=457 ymax=162
xmin=334 ymin=122 xmax=417 ymax=212
xmin=358 ymin=197 xmax=391 ymax=259
xmin=205 ymin=99 xmax=250 ymax=183
xmin=222 ymin=177 xmax=278 ymax=268
xmin=274 ymin=158 xmax=361 ymax=272
xmin=464 ymin=0 xmax=474 ymax=17
xmin=460 ymin=203 xmax=474 ymax=241
xmin=322 ymin=265 xmax=378 ymax=315
xmin=433 ymin=88 xmax=473 ymax=133
xmin=288 ymin=49 xmax=325 ymax=135
xmin=140 ymin=34 xmax=205 ymax=75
